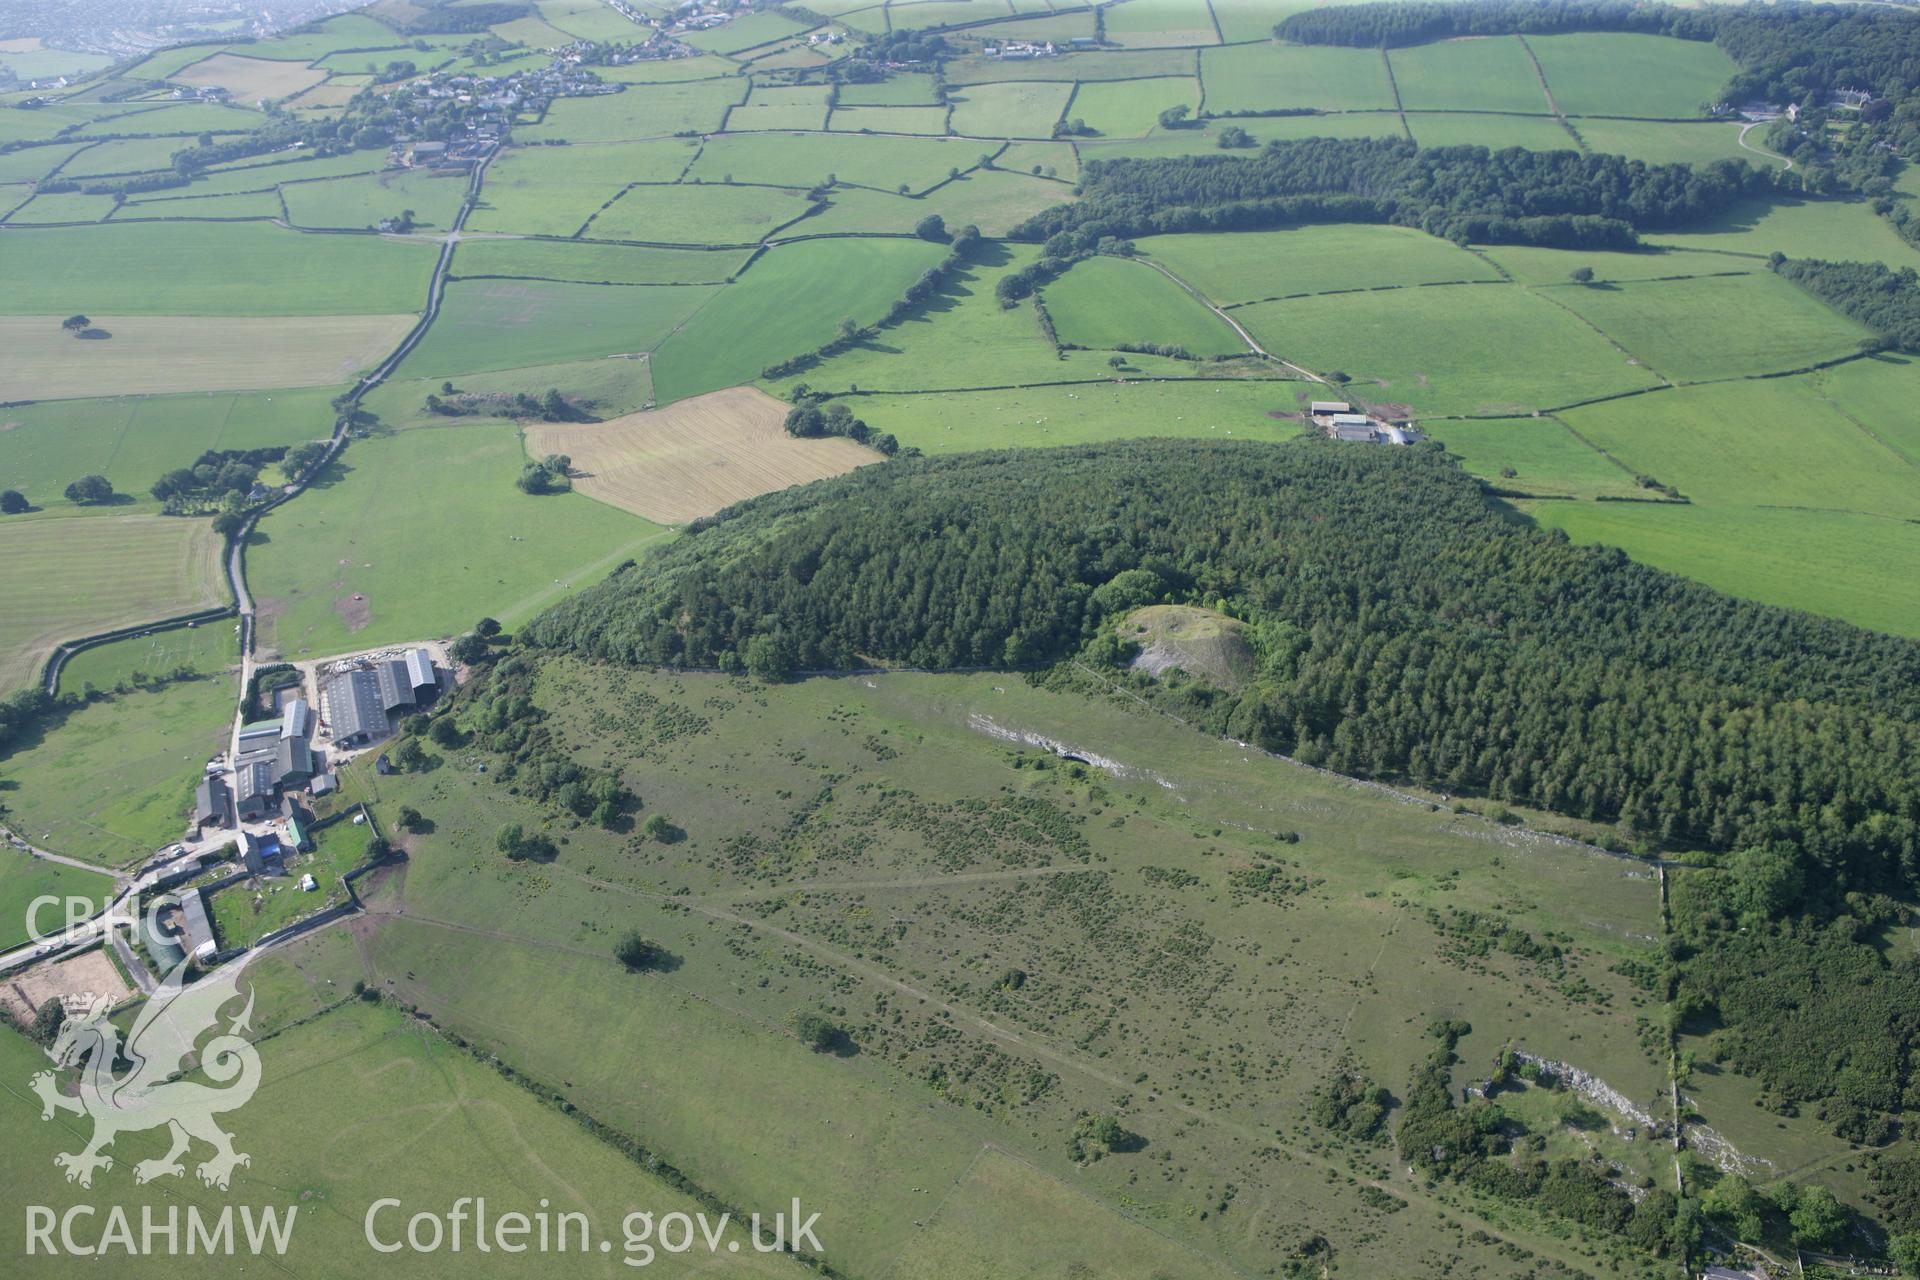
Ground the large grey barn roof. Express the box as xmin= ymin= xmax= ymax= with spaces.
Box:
xmin=324 ymin=668 xmax=387 ymax=742
xmin=404 ymin=648 xmax=435 ymax=691
xmin=375 ymin=659 xmax=416 ymax=714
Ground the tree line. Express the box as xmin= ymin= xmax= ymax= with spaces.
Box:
xmin=1772 ymin=255 xmax=1920 ymax=352
xmin=1009 ymin=137 xmax=1776 ymax=251
xmin=520 ymin=439 xmax=1920 ymax=899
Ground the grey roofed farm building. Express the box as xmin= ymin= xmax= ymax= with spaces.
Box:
xmin=404 ymin=647 xmax=436 ymax=693
xmin=273 ymin=737 xmax=315 ymax=788
xmin=194 ymin=776 xmax=231 ymax=831
xmin=324 ymin=667 xmax=389 ymax=746
xmin=176 ymin=890 xmax=216 ymax=959
xmin=281 ymin=698 xmax=311 ymax=739
xmin=235 ymin=760 xmax=274 ymax=821
xmin=375 ymin=659 xmax=417 ymax=714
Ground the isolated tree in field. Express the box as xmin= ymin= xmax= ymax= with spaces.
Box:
xmin=475 ymin=617 xmax=502 ymax=639
xmin=1108 ymin=355 xmax=1126 ymax=370
xmin=1157 ymin=104 xmax=1191 ymax=130
xmin=1217 ymin=125 xmax=1254 ymax=149
xmin=614 ymin=931 xmax=663 ymax=971
xmin=0 ymin=490 xmax=28 ymax=515
xmin=64 ymin=475 xmax=112 ymax=505
xmin=391 ymin=737 xmax=426 ymax=771
xmin=61 ymin=315 xmax=89 ymax=332
xmin=1569 ymin=265 xmax=1595 ymax=284
xmin=495 ymin=824 xmax=525 ymax=858
xmin=787 ymin=1009 xmax=840 ymax=1051
xmin=914 ymin=212 xmax=947 ymax=242
xmin=396 ymin=805 xmax=423 ymax=832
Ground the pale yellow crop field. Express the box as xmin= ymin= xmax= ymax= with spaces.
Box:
xmin=525 ymin=384 xmax=878 ymax=524
xmin=170 ymin=53 xmax=329 ymax=102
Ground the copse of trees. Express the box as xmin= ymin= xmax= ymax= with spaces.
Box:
xmin=0 ymin=490 xmax=28 ymax=515
xmin=63 ymin=475 xmax=113 ymax=505
xmin=1771 ymin=256 xmax=1920 ymax=352
xmin=521 ymin=439 xmax=1920 ymax=899
xmin=517 ymin=454 xmax=572 ymax=495
xmin=782 ymin=391 xmax=899 ymax=454
xmin=1010 ymin=137 xmax=1772 ymax=252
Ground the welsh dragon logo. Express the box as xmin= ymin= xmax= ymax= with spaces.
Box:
xmin=30 ymin=951 xmax=262 ymax=1191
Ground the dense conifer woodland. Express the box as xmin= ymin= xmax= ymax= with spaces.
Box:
xmin=525 ymin=440 xmax=1920 ymax=899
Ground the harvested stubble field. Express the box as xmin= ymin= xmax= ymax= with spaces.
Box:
xmin=525 ymin=384 xmax=878 ymax=523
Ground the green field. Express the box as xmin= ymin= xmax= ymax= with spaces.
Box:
xmin=1145 ymin=224 xmax=1501 ymax=304
xmin=686 ymin=131 xmax=980 ymax=191
xmin=1236 ymin=281 xmax=1662 ymax=415
xmin=0 ymin=854 xmax=115 ymax=953
xmin=1528 ymin=500 xmax=1920 ymax=639
xmin=798 ymin=168 xmax=1069 ymax=237
xmin=789 ymin=242 xmax=1198 ymax=393
xmin=395 ymin=279 xmax=717 ymax=379
xmin=587 ymin=181 xmax=817 ymax=243
xmin=1815 ymin=351 xmax=1920 ymax=469
xmin=519 ymin=80 xmax=743 ymax=142
xmin=1428 ymin=414 xmax=1645 ymax=499
xmin=1042 ymin=255 xmax=1244 ymax=356
xmin=681 ymin=8 xmax=810 ymax=54
xmin=1389 ymin=35 xmax=1550 ymax=114
xmin=1101 ymin=0 xmax=1219 ymax=47
xmin=62 ymin=137 xmax=196 ymax=178
xmin=466 ymin=138 xmax=701 ymax=237
xmin=1407 ymin=111 xmax=1578 ymax=151
xmin=114 ymin=189 xmax=284 ymax=219
xmin=0 ymin=998 xmax=805 ymax=1277
xmin=0 ymin=385 xmax=338 ymax=519
xmin=0 ymin=669 xmax=232 ymax=865
xmin=1527 ymin=32 xmax=1736 ymax=119
xmin=1648 ymin=194 xmax=1920 ymax=270
xmin=1198 ymin=43 xmax=1397 ymax=115
xmin=947 ymin=80 xmax=1074 ymax=138
xmin=838 ymin=72 xmax=941 ymax=106
xmin=1558 ymin=375 xmax=1920 ymax=516
xmin=0 ymin=515 xmax=226 ymax=696
xmin=57 ymin=621 xmax=240 ymax=696
xmin=280 ymin=167 xmax=469 ymax=230
xmin=947 ymin=49 xmax=1198 ymax=86
xmin=1475 ymin=241 xmax=1747 ymax=285
xmin=248 ymin=421 xmax=669 ymax=660
xmin=1064 ymin=76 xmax=1202 ymax=138
xmin=651 ymin=236 xmax=949 ymax=404
xmin=1548 ymin=270 xmax=1874 ymax=383
xmin=0 ymin=221 xmax=437 ymax=315
xmin=1573 ymin=118 xmax=1760 ymax=166
xmin=3 ymin=191 xmax=119 ymax=224
xmin=827 ymin=104 xmax=952 ymax=136
xmin=850 ymin=380 xmax=1308 ymax=454
xmin=726 ymin=83 xmax=832 ymax=130
xmin=451 ymin=237 xmax=749 ymax=285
